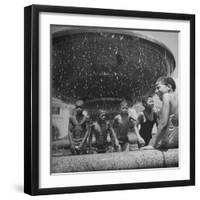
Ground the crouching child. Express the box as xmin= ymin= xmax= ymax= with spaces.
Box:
xmin=88 ymin=110 xmax=121 ymax=154
xmin=113 ymin=100 xmax=145 ymax=151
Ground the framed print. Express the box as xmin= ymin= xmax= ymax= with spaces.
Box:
xmin=24 ymin=4 xmax=195 ymax=195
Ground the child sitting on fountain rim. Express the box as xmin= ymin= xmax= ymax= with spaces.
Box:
xmin=141 ymin=76 xmax=178 ymax=150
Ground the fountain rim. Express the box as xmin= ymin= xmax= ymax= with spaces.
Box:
xmin=85 ymin=97 xmax=123 ymax=104
xmin=52 ymin=27 xmax=176 ymax=69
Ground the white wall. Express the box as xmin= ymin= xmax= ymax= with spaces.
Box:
xmin=0 ymin=0 xmax=199 ymax=199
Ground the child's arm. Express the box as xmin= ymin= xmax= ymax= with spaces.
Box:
xmin=79 ymin=127 xmax=90 ymax=149
xmin=136 ymin=112 xmax=144 ymax=129
xmin=112 ymin=116 xmax=120 ymax=135
xmin=129 ymin=117 xmax=145 ymax=146
xmin=112 ymin=116 xmax=119 ymax=128
xmin=134 ymin=122 xmax=145 ymax=146
xmin=152 ymin=93 xmax=170 ymax=148
xmin=68 ymin=118 xmax=75 ymax=149
xmin=79 ymin=117 xmax=91 ymax=148
xmin=153 ymin=110 xmax=159 ymax=126
xmin=88 ymin=124 xmax=95 ymax=149
xmin=108 ymin=123 xmax=120 ymax=151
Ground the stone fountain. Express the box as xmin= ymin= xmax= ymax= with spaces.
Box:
xmin=52 ymin=27 xmax=175 ymax=118
xmin=51 ymin=28 xmax=177 ymax=171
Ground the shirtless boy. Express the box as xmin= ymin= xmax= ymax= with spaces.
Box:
xmin=88 ymin=110 xmax=120 ymax=153
xmin=142 ymin=76 xmax=178 ymax=149
xmin=68 ymin=100 xmax=90 ymax=155
xmin=113 ymin=101 xmax=145 ymax=151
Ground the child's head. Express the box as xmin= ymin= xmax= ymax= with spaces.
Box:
xmin=142 ymin=95 xmax=154 ymax=109
xmin=155 ymin=76 xmax=176 ymax=99
xmin=120 ymin=100 xmax=129 ymax=115
xmin=98 ymin=110 xmax=107 ymax=121
xmin=75 ymin=100 xmax=84 ymax=114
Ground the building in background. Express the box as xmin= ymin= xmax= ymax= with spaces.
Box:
xmin=52 ymin=97 xmax=74 ymax=139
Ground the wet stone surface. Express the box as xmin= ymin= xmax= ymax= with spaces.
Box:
xmin=51 ymin=149 xmax=178 ymax=173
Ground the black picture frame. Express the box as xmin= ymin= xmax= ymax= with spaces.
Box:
xmin=24 ymin=4 xmax=195 ymax=196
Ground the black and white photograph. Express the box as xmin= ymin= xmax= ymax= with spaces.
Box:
xmin=24 ymin=5 xmax=195 ymax=195
xmin=50 ymin=25 xmax=179 ymax=173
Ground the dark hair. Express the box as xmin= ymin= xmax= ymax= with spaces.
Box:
xmin=141 ymin=95 xmax=153 ymax=105
xmin=156 ymin=76 xmax=176 ymax=91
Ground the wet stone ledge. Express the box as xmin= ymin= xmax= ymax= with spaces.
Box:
xmin=51 ymin=148 xmax=178 ymax=173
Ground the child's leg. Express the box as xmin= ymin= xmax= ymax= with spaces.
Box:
xmin=167 ymin=127 xmax=178 ymax=148
xmin=159 ymin=127 xmax=178 ymax=149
